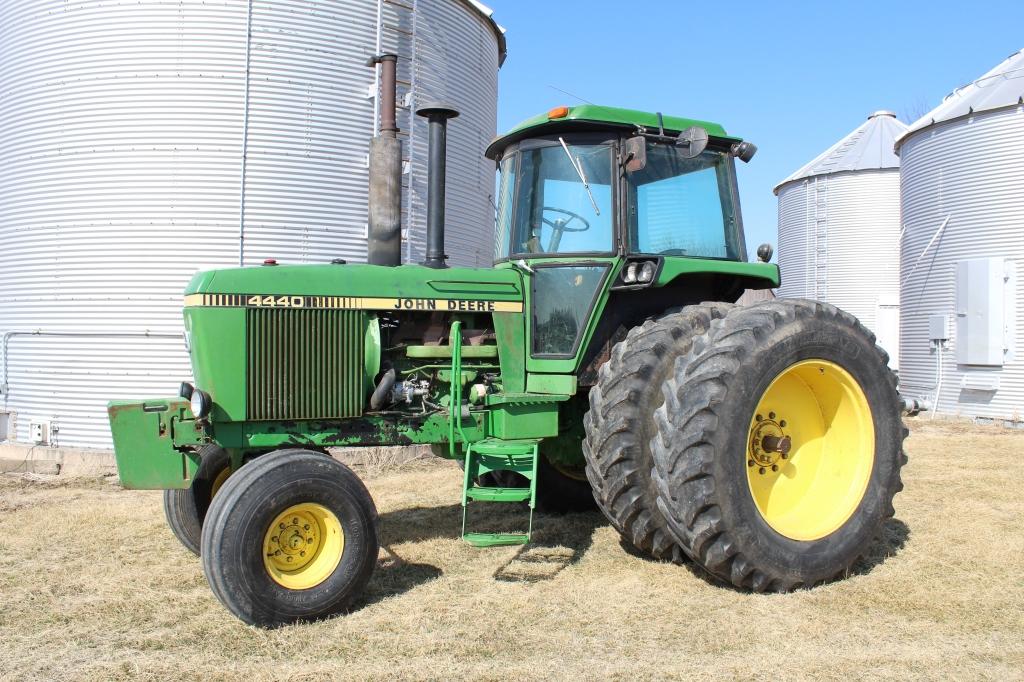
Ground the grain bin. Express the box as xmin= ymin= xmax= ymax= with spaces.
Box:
xmin=896 ymin=49 xmax=1024 ymax=420
xmin=0 ymin=0 xmax=505 ymax=449
xmin=774 ymin=111 xmax=908 ymax=368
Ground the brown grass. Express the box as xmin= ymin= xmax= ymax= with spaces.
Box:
xmin=1 ymin=420 xmax=1023 ymax=681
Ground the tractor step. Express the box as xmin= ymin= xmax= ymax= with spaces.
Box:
xmin=461 ymin=438 xmax=540 ymax=547
xmin=463 ymin=532 xmax=530 ymax=548
xmin=465 ymin=486 xmax=533 ymax=503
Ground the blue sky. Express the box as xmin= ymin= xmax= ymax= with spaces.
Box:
xmin=485 ymin=0 xmax=1024 ymax=258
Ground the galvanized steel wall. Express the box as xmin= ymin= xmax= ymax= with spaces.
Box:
xmin=898 ymin=105 xmax=1024 ymax=419
xmin=0 ymin=0 xmax=501 ymax=448
xmin=776 ymin=170 xmax=902 ymax=366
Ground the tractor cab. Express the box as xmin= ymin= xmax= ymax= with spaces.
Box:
xmin=487 ymin=105 xmax=751 ymax=264
xmin=484 ymin=104 xmax=775 ymax=372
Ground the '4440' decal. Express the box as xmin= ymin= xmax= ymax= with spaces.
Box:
xmin=183 ymin=293 xmax=524 ymax=313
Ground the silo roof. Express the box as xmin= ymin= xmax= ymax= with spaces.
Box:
xmin=774 ymin=111 xmax=908 ymax=194
xmin=895 ymin=48 xmax=1024 ymax=150
xmin=462 ymin=0 xmax=507 ymax=66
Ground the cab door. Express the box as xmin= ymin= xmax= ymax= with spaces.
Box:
xmin=525 ymin=260 xmax=614 ymax=374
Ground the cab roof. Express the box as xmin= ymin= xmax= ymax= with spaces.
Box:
xmin=485 ymin=104 xmax=739 ymax=159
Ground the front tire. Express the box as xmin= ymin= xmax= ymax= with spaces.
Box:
xmin=162 ymin=444 xmax=232 ymax=556
xmin=200 ymin=449 xmax=379 ymax=627
xmin=651 ymin=299 xmax=907 ymax=591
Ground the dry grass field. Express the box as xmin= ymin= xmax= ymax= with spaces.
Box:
xmin=1 ymin=420 xmax=1022 ymax=681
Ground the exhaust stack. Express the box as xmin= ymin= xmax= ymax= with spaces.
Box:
xmin=416 ymin=103 xmax=460 ymax=269
xmin=366 ymin=54 xmax=402 ymax=266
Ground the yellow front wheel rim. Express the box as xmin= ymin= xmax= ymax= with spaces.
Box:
xmin=210 ymin=467 xmax=231 ymax=499
xmin=746 ymin=359 xmax=874 ymax=541
xmin=262 ymin=503 xmax=344 ymax=590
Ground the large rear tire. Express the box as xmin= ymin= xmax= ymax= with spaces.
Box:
xmin=651 ymin=299 xmax=907 ymax=591
xmin=200 ymin=449 xmax=379 ymax=627
xmin=162 ymin=444 xmax=232 ymax=556
xmin=583 ymin=303 xmax=732 ymax=560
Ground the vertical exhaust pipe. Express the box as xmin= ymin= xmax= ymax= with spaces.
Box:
xmin=416 ymin=103 xmax=459 ymax=269
xmin=366 ymin=54 xmax=402 ymax=266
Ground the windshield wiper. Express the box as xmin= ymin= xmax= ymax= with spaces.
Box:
xmin=558 ymin=137 xmax=600 ymax=216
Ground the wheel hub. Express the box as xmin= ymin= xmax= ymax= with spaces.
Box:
xmin=262 ymin=503 xmax=344 ymax=590
xmin=748 ymin=413 xmax=791 ymax=473
xmin=267 ymin=513 xmax=319 ymax=572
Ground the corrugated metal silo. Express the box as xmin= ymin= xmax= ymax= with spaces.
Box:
xmin=896 ymin=48 xmax=1024 ymax=420
xmin=0 ymin=0 xmax=505 ymax=449
xmin=774 ymin=111 xmax=908 ymax=367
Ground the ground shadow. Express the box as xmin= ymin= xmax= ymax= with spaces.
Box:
xmin=377 ymin=502 xmax=910 ymax=590
xmin=849 ymin=517 xmax=911 ymax=577
xmin=492 ymin=509 xmax=604 ymax=583
xmin=379 ymin=503 xmax=464 ymax=545
xmin=353 ymin=553 xmax=443 ymax=611
xmin=379 ymin=501 xmax=607 ymax=584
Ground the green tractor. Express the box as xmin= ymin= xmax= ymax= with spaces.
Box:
xmin=108 ymin=96 xmax=906 ymax=627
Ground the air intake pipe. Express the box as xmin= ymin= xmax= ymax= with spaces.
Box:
xmin=366 ymin=54 xmax=402 ymax=266
xmin=416 ymin=103 xmax=460 ymax=269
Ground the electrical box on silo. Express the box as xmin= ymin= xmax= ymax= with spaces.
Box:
xmin=955 ymin=258 xmax=1005 ymax=366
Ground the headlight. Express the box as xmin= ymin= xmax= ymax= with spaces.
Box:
xmin=639 ymin=261 xmax=657 ymax=283
xmin=623 ymin=263 xmax=638 ymax=284
xmin=190 ymin=389 xmax=212 ymax=419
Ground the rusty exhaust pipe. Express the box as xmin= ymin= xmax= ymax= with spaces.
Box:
xmin=366 ymin=53 xmax=401 ymax=266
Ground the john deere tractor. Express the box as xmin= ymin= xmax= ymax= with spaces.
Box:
xmin=108 ymin=88 xmax=906 ymax=626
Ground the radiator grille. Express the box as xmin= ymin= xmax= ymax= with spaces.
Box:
xmin=246 ymin=308 xmax=365 ymax=421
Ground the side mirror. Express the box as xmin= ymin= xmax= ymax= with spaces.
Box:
xmin=622 ymin=136 xmax=646 ymax=173
xmin=756 ymin=243 xmax=774 ymax=263
xmin=676 ymin=126 xmax=709 ymax=158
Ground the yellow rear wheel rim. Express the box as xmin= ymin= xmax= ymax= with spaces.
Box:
xmin=262 ymin=503 xmax=344 ymax=589
xmin=746 ymin=359 xmax=874 ymax=541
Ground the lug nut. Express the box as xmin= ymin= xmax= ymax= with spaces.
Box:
xmin=772 ymin=464 xmax=779 ymax=472
xmin=747 ymin=459 xmax=755 ymax=467
xmin=279 ymin=523 xmax=285 ymax=530
xmin=781 ymin=452 xmax=788 ymax=459
xmin=780 ymin=420 xmax=787 ymax=428
xmin=300 ymin=551 xmax=306 ymax=557
xmin=304 ymin=524 xmax=310 ymax=530
xmin=759 ymin=467 xmax=766 ymax=475
xmin=769 ymin=411 xmax=776 ymax=420
xmin=755 ymin=414 xmax=763 ymax=422
xmin=286 ymin=556 xmax=293 ymax=562
xmin=307 ymin=538 xmax=314 ymax=544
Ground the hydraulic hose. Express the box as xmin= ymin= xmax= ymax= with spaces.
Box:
xmin=369 ymin=368 xmax=396 ymax=410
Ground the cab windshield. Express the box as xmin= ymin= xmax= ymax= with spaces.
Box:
xmin=626 ymin=144 xmax=744 ymax=260
xmin=494 ymin=141 xmax=613 ymax=259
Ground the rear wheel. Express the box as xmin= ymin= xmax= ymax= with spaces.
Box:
xmin=651 ymin=299 xmax=907 ymax=590
xmin=162 ymin=444 xmax=231 ymax=555
xmin=582 ymin=303 xmax=732 ymax=560
xmin=200 ymin=449 xmax=379 ymax=627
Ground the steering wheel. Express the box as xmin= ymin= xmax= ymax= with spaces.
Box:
xmin=540 ymin=207 xmax=591 ymax=252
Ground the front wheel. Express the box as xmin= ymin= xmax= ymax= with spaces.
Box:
xmin=651 ymin=299 xmax=907 ymax=591
xmin=200 ymin=449 xmax=379 ymax=627
xmin=162 ymin=444 xmax=232 ymax=555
